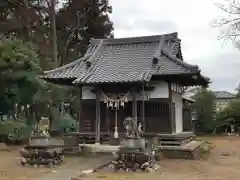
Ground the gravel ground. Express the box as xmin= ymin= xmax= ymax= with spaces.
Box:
xmin=83 ymin=136 xmax=240 ymax=180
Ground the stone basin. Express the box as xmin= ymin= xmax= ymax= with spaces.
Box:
xmin=29 ymin=135 xmax=50 ymax=147
xmin=120 ymin=138 xmax=146 ymax=149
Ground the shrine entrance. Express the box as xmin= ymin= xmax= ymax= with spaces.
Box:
xmin=100 ymin=89 xmax=138 ymax=141
xmin=78 ymin=84 xmax=145 ymax=144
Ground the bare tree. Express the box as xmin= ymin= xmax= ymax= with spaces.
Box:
xmin=212 ymin=0 xmax=240 ymax=46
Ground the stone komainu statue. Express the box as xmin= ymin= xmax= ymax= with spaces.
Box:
xmin=123 ymin=117 xmax=143 ymax=138
xmin=36 ymin=117 xmax=50 ymax=136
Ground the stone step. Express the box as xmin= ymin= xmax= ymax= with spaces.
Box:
xmin=158 ymin=141 xmax=203 ymax=160
xmin=160 ymin=141 xmax=182 ymax=146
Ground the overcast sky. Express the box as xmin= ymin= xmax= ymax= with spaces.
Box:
xmin=108 ymin=0 xmax=240 ymax=93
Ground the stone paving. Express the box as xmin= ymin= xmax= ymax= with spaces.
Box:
xmin=34 ymin=156 xmax=112 ymax=180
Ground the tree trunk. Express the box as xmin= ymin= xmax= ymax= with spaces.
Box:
xmin=23 ymin=0 xmax=31 ymax=43
xmin=50 ymin=0 xmax=58 ymax=68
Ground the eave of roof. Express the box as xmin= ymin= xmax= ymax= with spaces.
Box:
xmin=44 ymin=56 xmax=86 ymax=76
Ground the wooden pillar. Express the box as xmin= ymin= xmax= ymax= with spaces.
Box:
xmin=168 ymin=82 xmax=176 ymax=133
xmin=142 ymin=84 xmax=146 ymax=132
xmin=114 ymin=107 xmax=118 ymax=137
xmin=78 ymin=86 xmax=82 ymax=133
xmin=95 ymin=89 xmax=101 ymax=144
xmin=106 ymin=106 xmax=110 ymax=133
xmin=189 ymin=103 xmax=194 ymax=131
xmin=132 ymin=88 xmax=137 ymax=121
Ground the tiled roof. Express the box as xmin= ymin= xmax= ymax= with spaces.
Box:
xmin=43 ymin=32 xmax=202 ymax=84
xmin=213 ymin=91 xmax=236 ymax=99
xmin=43 ymin=44 xmax=98 ymax=79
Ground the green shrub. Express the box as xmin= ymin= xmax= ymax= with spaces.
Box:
xmin=0 ymin=120 xmax=32 ymax=144
xmin=52 ymin=114 xmax=76 ymax=133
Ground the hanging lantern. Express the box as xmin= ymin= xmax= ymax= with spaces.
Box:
xmin=124 ymin=97 xmax=128 ymax=102
xmin=114 ymin=101 xmax=118 ymax=108
xmin=27 ymin=104 xmax=30 ymax=109
xmin=120 ymin=101 xmax=124 ymax=107
xmin=21 ymin=106 xmax=24 ymax=111
xmin=107 ymin=102 xmax=109 ymax=108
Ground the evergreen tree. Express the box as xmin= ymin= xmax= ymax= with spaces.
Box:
xmin=56 ymin=0 xmax=114 ymax=65
xmin=193 ymin=89 xmax=217 ymax=132
xmin=236 ymin=84 xmax=240 ymax=98
xmin=0 ymin=0 xmax=59 ymax=70
xmin=0 ymin=37 xmax=43 ymax=115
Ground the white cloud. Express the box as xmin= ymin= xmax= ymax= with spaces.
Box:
xmin=109 ymin=0 xmax=240 ymax=92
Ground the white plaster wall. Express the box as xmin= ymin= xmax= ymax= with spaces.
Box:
xmin=82 ymin=86 xmax=96 ymax=99
xmin=148 ymin=81 xmax=169 ymax=98
xmin=81 ymin=81 xmax=169 ymax=100
xmin=172 ymin=91 xmax=183 ymax=133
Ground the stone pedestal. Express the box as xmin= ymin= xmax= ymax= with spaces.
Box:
xmin=21 ymin=135 xmax=64 ymax=168
xmin=110 ymin=137 xmax=158 ymax=172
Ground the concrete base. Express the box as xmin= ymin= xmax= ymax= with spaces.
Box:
xmin=158 ymin=141 xmax=204 ymax=160
xmin=79 ymin=144 xmax=120 ymax=155
xmin=159 ymin=141 xmax=202 ymax=150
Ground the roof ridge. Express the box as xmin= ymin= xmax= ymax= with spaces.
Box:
xmin=177 ymin=39 xmax=184 ymax=59
xmin=154 ymin=35 xmax=165 ymax=58
xmin=90 ymin=32 xmax=178 ymax=45
xmin=171 ymin=39 xmax=183 ymax=58
xmin=73 ymin=39 xmax=104 ymax=83
xmin=162 ymin=49 xmax=199 ymax=71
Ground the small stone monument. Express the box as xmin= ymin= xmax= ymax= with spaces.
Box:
xmin=110 ymin=117 xmax=159 ymax=172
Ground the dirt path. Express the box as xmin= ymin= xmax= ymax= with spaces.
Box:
xmin=0 ymin=146 xmax=111 ymax=180
xmin=0 ymin=147 xmax=52 ymax=180
xmin=35 ymin=156 xmax=112 ymax=180
xmin=84 ymin=136 xmax=240 ymax=180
